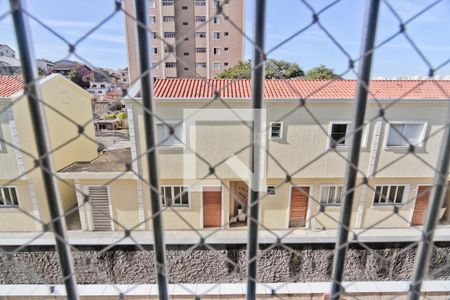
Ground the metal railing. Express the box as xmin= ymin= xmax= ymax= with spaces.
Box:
xmin=1 ymin=0 xmax=449 ymax=299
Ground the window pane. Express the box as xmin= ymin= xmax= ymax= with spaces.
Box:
xmin=181 ymin=188 xmax=189 ymax=205
xmin=388 ymin=186 xmax=397 ymax=203
xmin=395 ymin=186 xmax=405 ymax=204
xmin=381 ymin=186 xmax=388 ymax=203
xmin=173 ymin=187 xmax=181 ymax=204
xmin=331 ymin=124 xmax=348 ymax=146
xmin=3 ymin=188 xmax=11 ymax=205
xmin=374 ymin=186 xmax=382 ymax=203
xmin=328 ymin=186 xmax=336 ymax=204
xmin=336 ymin=186 xmax=342 ymax=204
xmin=387 ymin=124 xmax=405 ymax=146
xmin=157 ymin=124 xmax=166 ymax=144
xmin=164 ymin=187 xmax=172 ymax=206
xmin=321 ymin=187 xmax=329 ymax=204
xmin=10 ymin=188 xmax=18 ymax=205
xmin=160 ymin=187 xmax=166 ymax=205
xmin=404 ymin=124 xmax=422 ymax=145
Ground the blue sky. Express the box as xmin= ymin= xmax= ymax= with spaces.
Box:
xmin=1 ymin=0 xmax=449 ymax=78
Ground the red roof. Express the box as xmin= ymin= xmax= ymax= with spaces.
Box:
xmin=0 ymin=76 xmax=23 ymax=97
xmin=152 ymin=78 xmax=450 ymax=100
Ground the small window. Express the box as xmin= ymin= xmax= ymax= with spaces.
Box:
xmin=213 ymin=16 xmax=221 ymax=24
xmin=165 ymin=47 xmax=174 ymax=53
xmin=152 ymin=62 xmax=159 ymax=69
xmin=183 ymin=52 xmax=189 ymax=56
xmin=270 ymin=122 xmax=283 ymax=139
xmin=184 ymin=37 xmax=189 ymax=41
xmin=196 ymin=16 xmax=206 ymax=22
xmin=165 ymin=62 xmax=176 ymax=68
xmin=213 ymin=32 xmax=221 ymax=40
xmin=373 ymin=185 xmax=406 ymax=205
xmin=267 ymin=185 xmax=277 ymax=196
xmin=163 ymin=16 xmax=174 ymax=22
xmin=182 ymin=5 xmax=188 ymax=9
xmin=224 ymin=47 xmax=229 ymax=51
xmin=196 ymin=32 xmax=206 ymax=38
xmin=213 ymin=62 xmax=221 ymax=70
xmin=152 ymin=32 xmax=157 ymax=39
xmin=320 ymin=185 xmax=343 ymax=206
xmin=0 ymin=186 xmax=19 ymax=207
xmin=195 ymin=0 xmax=206 ymax=6
xmin=162 ymin=0 xmax=173 ymax=6
xmin=156 ymin=122 xmax=183 ymax=146
xmin=224 ymin=62 xmax=229 ymax=66
xmin=213 ymin=47 xmax=221 ymax=55
xmin=149 ymin=0 xmax=156 ymax=8
xmin=161 ymin=186 xmax=189 ymax=207
xmin=330 ymin=122 xmax=351 ymax=147
xmin=153 ymin=47 xmax=158 ymax=54
xmin=196 ymin=47 xmax=207 ymax=53
xmin=386 ymin=122 xmax=426 ymax=147
xmin=149 ymin=16 xmax=156 ymax=24
xmin=184 ymin=67 xmax=189 ymax=71
xmin=164 ymin=32 xmax=176 ymax=38
xmin=196 ymin=62 xmax=207 ymax=69
xmin=224 ymin=32 xmax=229 ymax=36
xmin=182 ymin=21 xmax=188 ymax=26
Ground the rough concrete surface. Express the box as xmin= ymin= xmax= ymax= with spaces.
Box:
xmin=0 ymin=243 xmax=449 ymax=284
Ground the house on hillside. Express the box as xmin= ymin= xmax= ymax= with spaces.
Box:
xmin=0 ymin=74 xmax=98 ymax=231
xmin=54 ymin=78 xmax=450 ymax=232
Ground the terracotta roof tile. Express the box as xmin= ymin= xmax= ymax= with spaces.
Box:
xmin=152 ymin=78 xmax=450 ymax=100
xmin=0 ymin=75 xmax=23 ymax=97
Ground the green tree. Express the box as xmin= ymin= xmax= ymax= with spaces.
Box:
xmin=216 ymin=60 xmax=252 ymax=79
xmin=304 ymin=65 xmax=341 ymax=79
xmin=216 ymin=59 xmax=304 ymax=79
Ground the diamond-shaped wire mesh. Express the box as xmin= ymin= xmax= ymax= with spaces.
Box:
xmin=0 ymin=0 xmax=449 ymax=299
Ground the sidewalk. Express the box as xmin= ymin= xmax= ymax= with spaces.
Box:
xmin=0 ymin=226 xmax=449 ymax=246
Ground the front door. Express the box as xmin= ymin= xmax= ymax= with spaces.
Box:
xmin=289 ymin=186 xmax=309 ymax=227
xmin=412 ymin=186 xmax=431 ymax=225
xmin=203 ymin=188 xmax=222 ymax=228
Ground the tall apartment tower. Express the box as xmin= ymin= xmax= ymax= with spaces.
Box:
xmin=124 ymin=0 xmax=245 ymax=82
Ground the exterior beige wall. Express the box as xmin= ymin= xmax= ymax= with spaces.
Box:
xmin=78 ymin=179 xmax=140 ymax=231
xmin=0 ymin=102 xmax=21 ymax=179
xmin=0 ymin=74 xmax=98 ymax=231
xmin=0 ymin=180 xmax=38 ymax=231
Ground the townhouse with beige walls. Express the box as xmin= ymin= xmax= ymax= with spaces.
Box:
xmin=58 ymin=78 xmax=450 ymax=232
xmin=0 ymin=74 xmax=97 ymax=231
xmin=2 ymin=76 xmax=450 ymax=232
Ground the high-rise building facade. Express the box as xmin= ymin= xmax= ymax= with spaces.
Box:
xmin=124 ymin=0 xmax=245 ymax=81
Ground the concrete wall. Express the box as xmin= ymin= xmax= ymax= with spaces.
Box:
xmin=1 ymin=243 xmax=449 ymax=284
xmin=0 ymin=74 xmax=98 ymax=231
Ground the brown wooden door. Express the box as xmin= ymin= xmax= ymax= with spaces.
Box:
xmin=412 ymin=186 xmax=431 ymax=225
xmin=289 ymin=186 xmax=309 ymax=227
xmin=203 ymin=189 xmax=222 ymax=228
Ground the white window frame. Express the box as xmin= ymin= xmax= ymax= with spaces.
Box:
xmin=327 ymin=121 xmax=370 ymax=150
xmin=0 ymin=186 xmax=19 ymax=207
xmin=372 ymin=184 xmax=409 ymax=206
xmin=384 ymin=121 xmax=427 ymax=149
xmin=195 ymin=16 xmax=206 ymax=22
xmin=267 ymin=185 xmax=277 ymax=196
xmin=196 ymin=32 xmax=206 ymax=39
xmin=213 ymin=16 xmax=221 ymax=24
xmin=196 ymin=62 xmax=207 ymax=69
xmin=270 ymin=122 xmax=283 ymax=140
xmin=165 ymin=62 xmax=176 ymax=68
xmin=160 ymin=185 xmax=190 ymax=207
xmin=163 ymin=16 xmax=174 ymax=22
xmin=195 ymin=0 xmax=206 ymax=6
xmin=213 ymin=47 xmax=221 ymax=55
xmin=213 ymin=31 xmax=221 ymax=40
xmin=213 ymin=62 xmax=221 ymax=70
xmin=320 ymin=185 xmax=343 ymax=206
xmin=156 ymin=121 xmax=185 ymax=147
xmin=164 ymin=32 xmax=176 ymax=39
xmin=196 ymin=47 xmax=207 ymax=53
xmin=162 ymin=0 xmax=173 ymax=6
xmin=149 ymin=16 xmax=156 ymax=24
xmin=149 ymin=0 xmax=156 ymax=8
